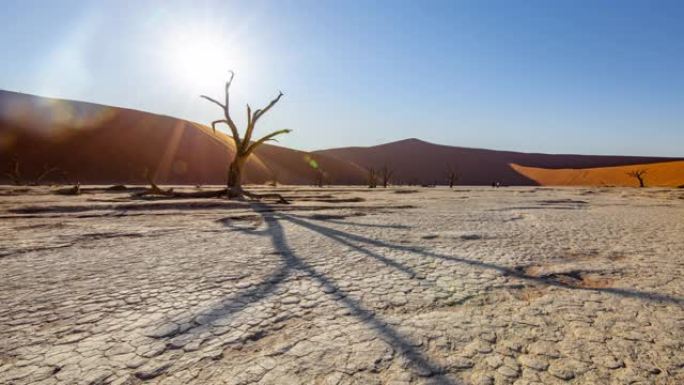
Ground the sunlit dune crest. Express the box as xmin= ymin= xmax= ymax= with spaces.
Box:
xmin=0 ymin=94 xmax=115 ymax=138
xmin=511 ymin=161 xmax=684 ymax=187
xmin=0 ymin=90 xmax=365 ymax=185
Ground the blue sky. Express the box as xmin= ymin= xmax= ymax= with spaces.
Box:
xmin=1 ymin=0 xmax=682 ymax=156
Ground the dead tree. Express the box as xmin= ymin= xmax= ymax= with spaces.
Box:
xmin=138 ymin=72 xmax=290 ymax=203
xmin=4 ymin=158 xmax=62 ymax=186
xmin=367 ymin=168 xmax=378 ymax=188
xmin=34 ymin=165 xmax=61 ymax=185
xmin=446 ymin=164 xmax=459 ymax=188
xmin=201 ymin=71 xmax=290 ymax=202
xmin=380 ymin=164 xmax=393 ymax=188
xmin=54 ymin=183 xmax=81 ymax=196
xmin=268 ymin=169 xmax=279 ymax=187
xmin=4 ymin=158 xmax=22 ymax=185
xmin=626 ymin=169 xmax=647 ymax=188
xmin=135 ymin=168 xmax=230 ymax=198
xmin=314 ymin=170 xmax=326 ymax=187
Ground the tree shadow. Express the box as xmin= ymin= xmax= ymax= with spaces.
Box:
xmin=275 ymin=211 xmax=683 ymax=306
xmin=300 ymin=214 xmax=412 ymax=229
xmin=151 ymin=204 xmax=459 ymax=384
xmin=281 ymin=213 xmax=418 ymax=278
xmin=149 ymin=203 xmax=681 ymax=383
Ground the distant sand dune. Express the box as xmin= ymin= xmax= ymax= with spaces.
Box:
xmin=0 ymin=90 xmax=365 ymax=185
xmin=512 ymin=161 xmax=684 ymax=187
xmin=1 ymin=90 xmax=681 ymax=186
xmin=315 ymin=138 xmax=682 ymax=186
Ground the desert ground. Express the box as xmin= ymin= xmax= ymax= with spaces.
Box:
xmin=1 ymin=185 xmax=683 ymax=385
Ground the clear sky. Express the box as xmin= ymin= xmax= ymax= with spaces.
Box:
xmin=1 ymin=0 xmax=682 ymax=156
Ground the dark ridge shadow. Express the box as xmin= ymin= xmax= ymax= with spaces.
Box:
xmin=489 ymin=206 xmax=586 ymax=211
xmin=189 ymin=260 xmax=293 ymax=332
xmin=261 ymin=212 xmax=456 ymax=383
xmin=152 ymin=203 xmax=459 ymax=384
xmin=281 ymin=213 xmax=418 ymax=278
xmin=277 ymin=213 xmax=683 ymax=306
xmin=537 ymin=199 xmax=588 ymax=205
xmin=148 ymin=202 xmax=680 ymax=384
xmin=8 ymin=201 xmax=415 ymax=215
xmin=293 ymin=213 xmax=411 ymax=229
xmin=260 ymin=208 xmax=458 ymax=384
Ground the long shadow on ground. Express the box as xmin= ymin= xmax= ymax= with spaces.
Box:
xmin=149 ymin=203 xmax=682 ymax=383
xmin=279 ymin=212 xmax=683 ymax=306
xmin=229 ymin=203 xmax=457 ymax=384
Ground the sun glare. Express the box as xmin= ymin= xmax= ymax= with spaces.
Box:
xmin=164 ymin=27 xmax=241 ymax=90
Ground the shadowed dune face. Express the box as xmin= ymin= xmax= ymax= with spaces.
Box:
xmin=0 ymin=90 xmax=366 ymax=185
xmin=316 ymin=139 xmax=541 ymax=186
xmin=512 ymin=161 xmax=684 ymax=187
xmin=1 ymin=91 xmax=681 ymax=187
xmin=314 ymin=138 xmax=682 ymax=186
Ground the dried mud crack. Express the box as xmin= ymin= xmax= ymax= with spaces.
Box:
xmin=1 ymin=186 xmax=683 ymax=384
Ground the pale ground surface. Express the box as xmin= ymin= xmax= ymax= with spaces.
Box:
xmin=1 ymin=185 xmax=683 ymax=385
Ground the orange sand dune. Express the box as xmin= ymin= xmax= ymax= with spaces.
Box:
xmin=511 ymin=161 xmax=684 ymax=187
xmin=2 ymin=90 xmax=681 ymax=186
xmin=315 ymin=138 xmax=681 ymax=186
xmin=0 ymin=90 xmax=365 ymax=185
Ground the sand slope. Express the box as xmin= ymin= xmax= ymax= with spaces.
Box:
xmin=315 ymin=138 xmax=681 ymax=186
xmin=2 ymin=90 xmax=681 ymax=186
xmin=0 ymin=90 xmax=365 ymax=185
xmin=512 ymin=161 xmax=684 ymax=187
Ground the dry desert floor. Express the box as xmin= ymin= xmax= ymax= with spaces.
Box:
xmin=1 ymin=186 xmax=683 ymax=385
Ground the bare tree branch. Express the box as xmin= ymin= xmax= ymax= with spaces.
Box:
xmin=246 ymin=129 xmax=292 ymax=156
xmin=626 ymin=169 xmax=647 ymax=187
xmin=199 ymin=95 xmax=225 ymax=110
xmin=210 ymin=119 xmax=228 ymax=134
xmin=253 ymin=91 xmax=284 ymax=124
xmin=224 ymin=70 xmax=235 ymax=110
xmin=380 ymin=164 xmax=393 ymax=188
xmin=34 ymin=165 xmax=60 ymax=184
xmin=246 ymin=104 xmax=252 ymax=128
xmin=201 ymin=71 xmax=241 ymax=146
xmin=446 ymin=163 xmax=459 ymax=188
xmin=367 ymin=167 xmax=378 ymax=188
xmin=242 ymin=91 xmax=284 ymax=151
xmin=5 ymin=158 xmax=22 ymax=185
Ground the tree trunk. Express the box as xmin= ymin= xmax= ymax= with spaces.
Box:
xmin=227 ymin=156 xmax=245 ymax=198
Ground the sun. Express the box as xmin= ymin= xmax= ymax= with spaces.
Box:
xmin=164 ymin=26 xmax=242 ymax=90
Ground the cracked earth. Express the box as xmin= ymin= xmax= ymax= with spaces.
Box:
xmin=1 ymin=186 xmax=683 ymax=385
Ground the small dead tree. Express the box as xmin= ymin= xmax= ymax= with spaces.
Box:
xmin=626 ymin=169 xmax=647 ymax=188
xmin=34 ymin=165 xmax=61 ymax=185
xmin=4 ymin=158 xmax=22 ymax=185
xmin=136 ymin=168 xmax=226 ymax=198
xmin=54 ymin=183 xmax=81 ymax=196
xmin=446 ymin=164 xmax=459 ymax=188
xmin=314 ymin=170 xmax=325 ymax=187
xmin=202 ymin=71 xmax=291 ymax=202
xmin=380 ymin=164 xmax=393 ymax=188
xmin=268 ymin=169 xmax=279 ymax=187
xmin=4 ymin=158 xmax=62 ymax=186
xmin=367 ymin=167 xmax=378 ymax=188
